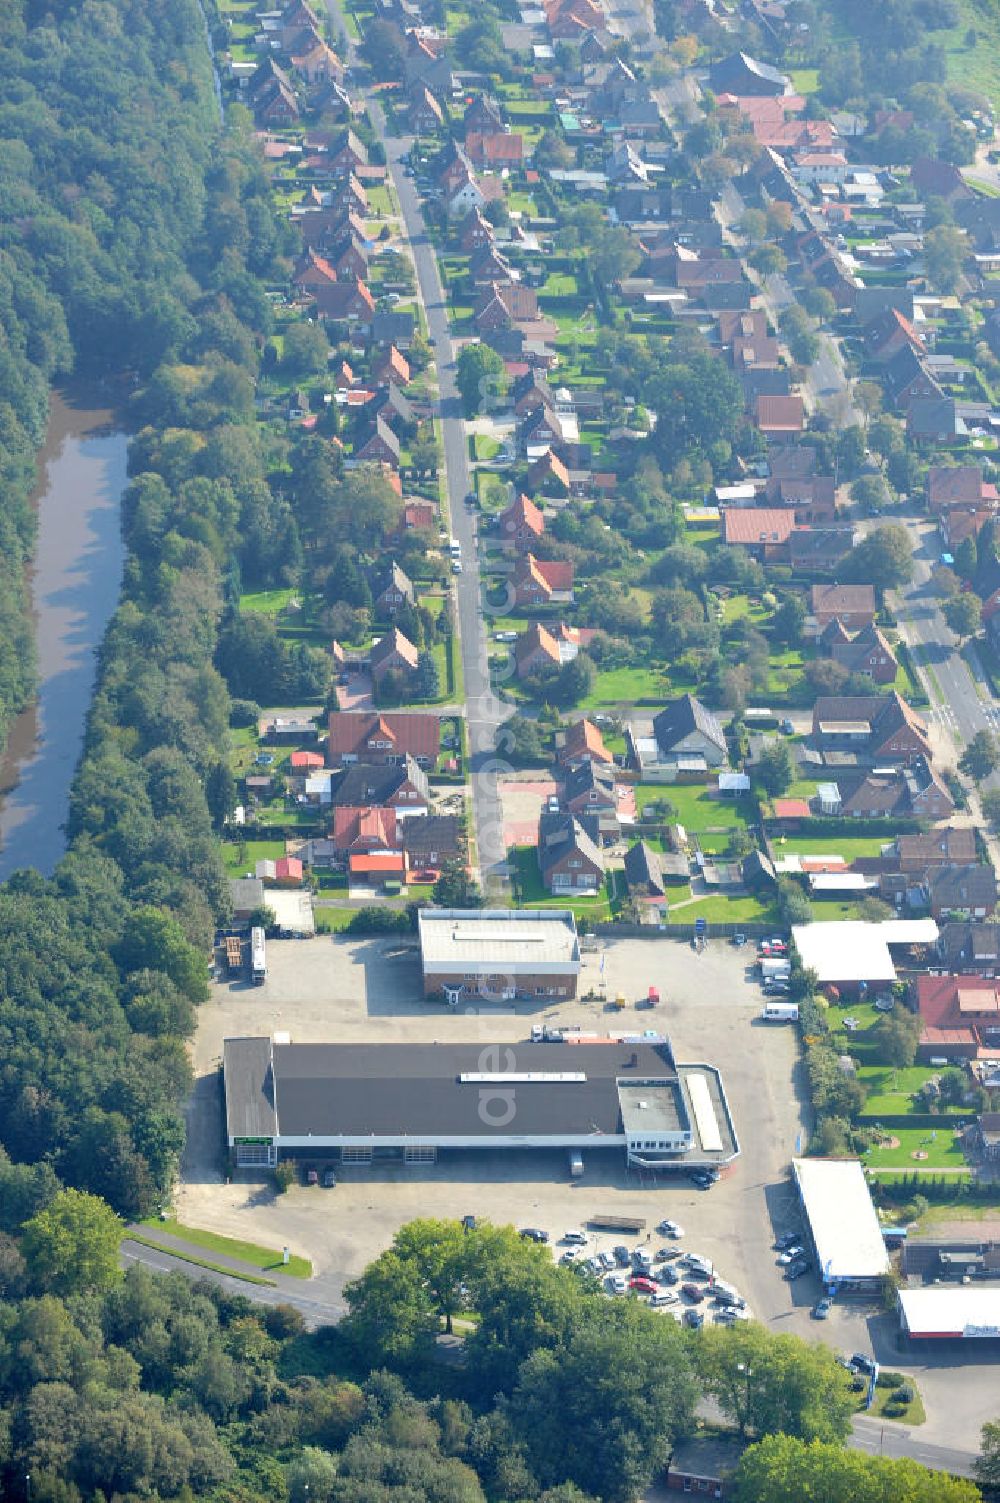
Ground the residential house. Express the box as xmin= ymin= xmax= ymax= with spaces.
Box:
xmin=537 ymin=810 xmax=605 ymax=894
xmin=523 ymin=449 xmax=571 ymax=496
xmin=464 ymin=93 xmax=504 ymax=134
xmin=882 ymin=344 xmax=943 ymax=412
xmin=788 ymin=525 xmax=855 ymax=576
xmin=665 ymin=1436 xmax=746 ymax=1498
xmin=966 ymin=1114 xmax=1000 ymax=1164
xmin=810 ymin=692 xmax=933 ymax=764
xmin=810 ymin=583 xmax=876 ymax=630
xmin=863 ymin=307 xmax=927 ymax=365
xmin=370 ymin=382 xmax=414 ymax=433
xmin=398 ymin=499 xmax=436 ymax=534
xmin=372 ymin=344 xmax=411 ymax=388
xmin=499 ymin=492 xmax=546 ymax=553
xmin=475 ymin=282 xmax=541 ymax=332
xmin=828 ymin=623 xmax=899 ymax=684
xmin=707 ymin=51 xmax=792 ymax=96
xmin=512 ymin=554 xmax=575 ymax=608
xmin=906 ymin=397 xmax=962 ymax=442
xmin=331 ymin=757 xmax=430 ymax=815
xmin=927 ymin=865 xmax=998 ymax=921
xmin=326 ymin=711 xmax=441 ymax=766
xmin=331 ymin=804 xmax=401 ymax=857
xmin=408 ymin=83 xmax=444 ymax=133
xmin=401 ymin=814 xmax=463 ymax=872
xmin=447 ymin=174 xmax=487 ymax=218
xmin=469 ymin=243 xmax=516 ymax=286
xmin=916 ymin=974 xmax=1000 ymax=1062
xmin=512 ymin=369 xmax=556 ymax=419
xmin=372 ymin=309 xmax=417 ymax=349
xmin=457 ymin=206 xmax=496 ymax=252
xmin=755 ymin=394 xmax=804 ymax=440
xmin=371 ymin=560 xmax=415 ymax=617
xmin=836 ymin=759 xmax=954 ymax=819
xmin=466 ymin=132 xmax=525 ymax=169
xmin=312 ymin=276 xmax=376 ymax=326
xmin=927 ymin=464 xmax=996 ymax=514
xmin=627 ymin=694 xmax=728 ymax=780
xmin=623 ymin=839 xmax=691 ymax=901
xmin=563 ymin=761 xmax=617 ymax=816
xmin=293 ymin=247 xmax=339 ymax=290
xmin=722 ymin=507 xmax=795 ymax=559
xmin=557 ymin=717 xmax=614 ymax=768
xmin=896 ymin=828 xmax=978 ymax=873
xmin=769 ymin=475 xmax=838 ymax=524
xmin=370 ymin=626 xmax=420 ymax=685
xmin=937 ymin=921 xmax=1000 ymax=972
xmin=328 ymin=233 xmax=369 ymax=281
xmin=328 ymin=127 xmax=367 ymax=175
xmin=514 ymin=620 xmax=591 ymax=677
xmin=354 ymin=414 xmax=401 ymax=468
xmin=910 ymin=155 xmax=972 ymax=204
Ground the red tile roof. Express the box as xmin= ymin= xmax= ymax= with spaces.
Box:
xmin=326 ymin=711 xmax=440 ymax=763
xmin=723 ymin=508 xmax=795 ymax=545
xmin=756 ymin=394 xmax=805 ymax=431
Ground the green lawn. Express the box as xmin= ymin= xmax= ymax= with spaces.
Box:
xmin=860 ymin=1062 xmax=971 ymax=1117
xmin=789 ymin=67 xmax=820 ymax=93
xmin=863 ymin=1127 xmax=967 ymax=1172
xmin=240 ymin=587 xmax=298 ymax=615
xmin=682 ymin=893 xmax=779 ymax=923
xmin=222 ymin=839 xmax=286 ymax=877
xmin=868 ymin=1380 xmax=926 ymax=1427
xmin=314 ymin=907 xmax=364 ymax=933
xmin=510 ymin=845 xmax=619 ymax=920
xmin=143 ymin=1218 xmax=312 ymax=1278
xmin=635 ymin=783 xmax=757 ymax=834
xmin=578 ymin=666 xmax=670 ymax=707
xmin=774 ymin=834 xmax=892 ymax=860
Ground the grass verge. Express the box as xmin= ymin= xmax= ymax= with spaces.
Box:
xmin=128 ymin=1235 xmax=276 ymax=1287
xmin=142 ymin=1217 xmax=312 ymax=1278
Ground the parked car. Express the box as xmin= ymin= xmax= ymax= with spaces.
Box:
xmin=305 ymin=1168 xmax=318 ymax=1185
xmin=850 ymin=1353 xmax=877 ymax=1375
xmin=630 ymin=1276 xmax=658 ymax=1295
xmin=322 ymin=1169 xmax=337 ymax=1188
xmin=650 ymin=1289 xmax=678 ymax=1307
xmin=684 ymin=1308 xmax=705 ymax=1328
xmin=607 ymin=1273 xmax=629 ymax=1294
xmin=785 ymin=1258 xmax=810 ymax=1280
xmin=656 ymin=1219 xmax=683 ymax=1237
xmin=655 ymin=1246 xmax=683 ymax=1261
xmin=562 ymin=1229 xmax=588 ymax=1244
xmin=732 ymin=932 xmax=747 ymax=947
xmin=520 ymin=1227 xmax=548 ymax=1243
xmin=874 ymin=996 xmax=894 ymax=1012
xmin=656 ymin=1265 xmax=679 ymax=1285
xmin=776 ymin=1246 xmax=804 ymax=1264
xmin=688 ymin=1170 xmax=716 ymax=1190
xmin=681 ymin=1283 xmax=706 ymax=1302
xmin=812 ymin=1298 xmax=833 ymax=1320
xmin=774 ymin=1232 xmax=801 ymax=1251
xmin=780 ymin=719 xmax=795 ymax=735
xmin=613 ymin=1245 xmax=631 ymax=1267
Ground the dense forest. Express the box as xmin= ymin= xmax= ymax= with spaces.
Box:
xmin=0 ymin=1206 xmax=981 ymax=1502
xmin=0 ymin=0 xmax=295 ymax=1217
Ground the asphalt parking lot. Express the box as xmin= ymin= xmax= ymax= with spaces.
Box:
xmin=175 ymin=931 xmax=993 ymax=1454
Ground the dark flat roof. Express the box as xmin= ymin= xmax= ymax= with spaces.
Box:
xmin=226 ymin=1038 xmax=675 ymax=1142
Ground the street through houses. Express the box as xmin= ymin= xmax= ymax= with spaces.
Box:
xmin=329 ymin=2 xmax=511 ymax=895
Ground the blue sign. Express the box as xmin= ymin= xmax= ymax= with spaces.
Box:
xmin=694 ymin=917 xmax=707 ymax=934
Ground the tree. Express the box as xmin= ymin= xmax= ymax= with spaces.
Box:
xmin=841 ymin=524 xmax=913 ymax=590
xmin=282 ymin=320 xmax=329 ymax=376
xmin=501 ymin=714 xmax=546 ymax=765
xmin=21 ymin=1189 xmax=122 ymax=1296
xmin=534 ymin=129 xmax=574 ymax=169
xmin=770 ymin=594 xmax=806 ymax=646
xmin=434 ymin=855 xmax=482 ymax=909
xmin=777 ymin=877 xmax=811 ymax=925
xmin=924 ymin=224 xmax=970 ymax=294
xmin=961 ymin=730 xmax=1000 ymax=782
xmin=511 ymin=1299 xmax=698 ymax=1503
xmin=800 ymin=286 xmax=836 ymax=322
xmin=875 ymin=1008 xmax=921 ymax=1069
xmin=981 ymin=788 xmax=1000 ymax=826
xmin=852 ymin=473 xmax=891 ymax=514
xmin=414 ymin=651 xmax=441 ymax=700
xmin=553 ymin=651 xmax=596 ymax=708
xmin=456 ymin=343 xmax=508 ymax=417
xmin=943 ymin=593 xmax=982 ymax=640
xmin=738 ymin=208 xmax=767 ymax=243
xmin=934 ymin=566 xmax=961 ymax=600
xmin=205 ymin=759 xmax=236 ymax=831
xmin=696 ymin=1324 xmax=854 ymax=1442
xmin=394 ymin=1219 xmax=469 ymax=1333
xmin=976 ymin=1420 xmax=1000 ymax=1495
xmin=756 ymin=741 xmax=793 ymax=798
xmin=363 ymin=19 xmax=405 ymax=77
xmin=732 ymin=1433 xmax=981 ymax=1502
xmin=749 ymin=244 xmax=787 ymax=277
xmin=342 ymin=1249 xmax=440 ymax=1368
xmin=115 ymin=906 xmax=210 ymax=1004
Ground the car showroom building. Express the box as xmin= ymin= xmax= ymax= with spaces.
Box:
xmin=224 ymin=1034 xmax=739 ymax=1172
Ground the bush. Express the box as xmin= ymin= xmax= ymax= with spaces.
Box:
xmin=876 ymin=1371 xmax=905 ymax=1389
xmin=230 ymin=697 xmax=262 ymax=728
xmin=883 ymin=1402 xmax=907 ymax=1418
xmin=896 ymin=1382 xmax=915 ymax=1404
xmin=273 ymin=1162 xmax=295 ymax=1194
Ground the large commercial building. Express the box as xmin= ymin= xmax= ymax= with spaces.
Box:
xmin=224 ymin=1035 xmax=739 ymax=1172
xmin=899 ymin=1288 xmax=1000 ymax=1340
xmin=418 ymin=908 xmax=581 ymax=1001
xmin=792 ymin=1158 xmax=890 ymax=1294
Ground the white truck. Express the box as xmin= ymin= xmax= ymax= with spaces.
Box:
xmin=251 ymin=926 xmax=266 ymax=986
xmin=761 ymin=1002 xmax=799 ymax=1022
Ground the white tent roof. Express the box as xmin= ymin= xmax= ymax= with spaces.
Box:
xmin=900 ymin=1287 xmax=1000 ymax=1338
xmin=793 ymin=1158 xmax=888 ymax=1283
xmin=792 ymin=919 xmax=938 ymax=984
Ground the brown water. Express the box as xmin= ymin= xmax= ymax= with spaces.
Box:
xmin=0 ymin=391 xmax=127 ymax=880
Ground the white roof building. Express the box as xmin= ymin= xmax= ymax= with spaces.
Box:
xmin=792 ymin=919 xmax=938 ymax=985
xmin=899 ymin=1287 xmax=1000 ymax=1340
xmin=793 ymin=1158 xmax=889 ymax=1289
xmin=418 ymin=909 xmax=581 ymax=1000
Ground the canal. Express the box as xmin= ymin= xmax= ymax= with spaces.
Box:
xmin=0 ymin=391 xmax=127 ymax=881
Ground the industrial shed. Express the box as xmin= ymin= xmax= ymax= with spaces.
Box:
xmin=418 ymin=908 xmax=581 ymax=1001
xmin=792 ymin=1157 xmax=890 ymax=1294
xmin=899 ymin=1287 xmax=1000 ymax=1340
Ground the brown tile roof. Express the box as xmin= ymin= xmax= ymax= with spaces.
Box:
xmin=810 ymin=583 xmax=875 ymax=618
xmin=560 ymin=717 xmax=613 ymax=764
xmin=723 ymin=508 xmax=795 ymax=545
xmin=327 ymin=711 xmax=440 ymax=763
xmin=755 ymin=394 xmax=805 ymax=431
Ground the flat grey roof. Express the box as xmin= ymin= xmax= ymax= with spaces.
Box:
xmin=419 ymin=908 xmax=580 ymax=969
xmin=225 ymin=1038 xmax=674 ymax=1143
xmin=618 ymin=1078 xmax=686 ymax=1136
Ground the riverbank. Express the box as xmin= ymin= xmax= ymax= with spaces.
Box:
xmin=0 ymin=389 xmax=127 ymax=881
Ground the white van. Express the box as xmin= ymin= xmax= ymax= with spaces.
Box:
xmin=650 ymin=1289 xmax=678 ymax=1307
xmin=761 ymin=1002 xmax=800 ymax=1022
xmin=562 ymin=1229 xmax=589 ymax=1245
xmin=448 ymin=536 xmax=461 ymax=556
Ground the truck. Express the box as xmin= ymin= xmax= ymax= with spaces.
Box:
xmin=251 ymin=926 xmax=266 ymax=985
xmin=225 ymin=935 xmax=242 ymax=975
xmin=448 ymin=536 xmax=461 ymax=557
xmin=761 ymin=1002 xmax=799 ymax=1022
xmin=760 ymin=957 xmax=792 ymax=981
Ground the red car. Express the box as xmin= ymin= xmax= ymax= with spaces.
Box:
xmin=630 ymin=1276 xmax=658 ymax=1295
xmin=681 ymin=1283 xmax=706 ymax=1302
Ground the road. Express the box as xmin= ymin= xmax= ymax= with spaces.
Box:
xmin=121 ymin=1238 xmax=346 ymax=1327
xmin=851 ymin=1415 xmax=977 ymax=1479
xmin=330 ymin=12 xmax=511 ymax=896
